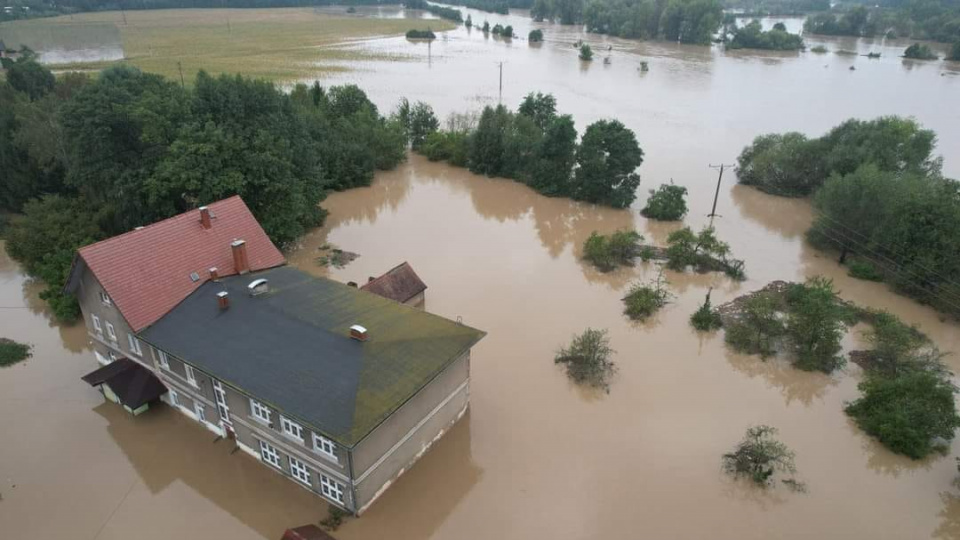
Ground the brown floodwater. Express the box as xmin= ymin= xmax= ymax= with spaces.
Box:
xmin=3 ymin=7 xmax=960 ymax=540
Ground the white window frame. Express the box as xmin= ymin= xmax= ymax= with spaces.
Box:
xmin=213 ymin=380 xmax=230 ymax=423
xmin=99 ymin=291 xmax=112 ymax=306
xmin=289 ymin=457 xmax=311 ymax=485
xmin=105 ymin=322 xmax=117 ymax=342
xmin=157 ymin=350 xmax=170 ymax=370
xmin=319 ymin=474 xmax=344 ymax=503
xmin=281 ymin=416 xmax=304 ymax=442
xmin=259 ymin=440 xmax=282 ymax=469
xmin=92 ymin=315 xmax=102 ymax=334
xmin=313 ymin=434 xmax=338 ymax=462
xmin=250 ymin=399 xmax=271 ymax=424
xmin=185 ymin=364 xmax=197 ymax=387
xmin=127 ymin=334 xmax=143 ymax=356
xmin=169 ymin=388 xmax=180 ymax=407
xmin=195 ymin=402 xmax=206 ymax=423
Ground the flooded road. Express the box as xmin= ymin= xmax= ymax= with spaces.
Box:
xmin=3 ymin=6 xmax=960 ymax=540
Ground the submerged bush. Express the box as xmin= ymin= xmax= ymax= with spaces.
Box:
xmin=846 ymin=371 xmax=960 ymax=459
xmin=555 ymin=328 xmax=616 ymax=391
xmin=665 ymin=226 xmax=746 ymax=280
xmin=904 ymin=43 xmax=938 ymax=60
xmin=529 ymin=29 xmax=544 ymax=42
xmin=623 ymin=269 xmax=671 ymax=321
xmin=405 ymin=29 xmax=437 ymax=39
xmin=582 ymin=230 xmax=643 ymax=272
xmin=690 ymin=291 xmax=723 ymax=331
xmin=641 ymin=183 xmax=688 ymax=221
xmin=722 ymin=425 xmax=800 ymax=487
xmin=579 ymin=43 xmax=593 ymax=61
xmin=784 ymin=278 xmax=846 ymax=373
xmin=724 ymin=293 xmax=784 ymax=358
xmin=846 ymin=259 xmax=883 ymax=281
xmin=421 ymin=131 xmax=470 ymax=166
xmin=0 ymin=338 xmax=32 ymax=367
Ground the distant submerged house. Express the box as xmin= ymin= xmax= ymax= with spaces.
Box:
xmin=66 ymin=196 xmax=485 ymax=514
xmin=360 ymin=261 xmax=428 ymax=307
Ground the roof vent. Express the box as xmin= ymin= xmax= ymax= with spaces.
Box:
xmin=217 ymin=291 xmax=230 ymax=310
xmin=347 ymin=281 xmax=358 ymax=288
xmin=350 ymin=325 xmax=368 ymax=342
xmin=248 ymin=278 xmax=269 ymax=296
xmin=189 ymin=272 xmax=201 ymax=283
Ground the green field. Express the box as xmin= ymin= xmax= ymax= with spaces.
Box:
xmin=0 ymin=8 xmax=455 ymax=82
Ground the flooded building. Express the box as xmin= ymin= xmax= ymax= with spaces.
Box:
xmin=361 ymin=261 xmax=428 ymax=307
xmin=65 ymin=196 xmax=485 ymax=514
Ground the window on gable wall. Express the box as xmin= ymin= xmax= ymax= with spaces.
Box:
xmin=99 ymin=291 xmax=112 ymax=306
xmin=92 ymin=315 xmax=102 ymax=334
xmin=106 ymin=322 xmax=117 ymax=342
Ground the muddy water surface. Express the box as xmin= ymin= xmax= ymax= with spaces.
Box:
xmin=2 ymin=6 xmax=960 ymax=540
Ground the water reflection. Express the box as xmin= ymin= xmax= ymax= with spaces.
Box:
xmin=724 ymin=349 xmax=837 ymax=406
xmin=730 ymin=184 xmax=812 ymax=240
xmin=96 ymin=403 xmax=322 ymax=539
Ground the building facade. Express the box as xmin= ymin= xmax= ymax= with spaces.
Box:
xmin=68 ymin=197 xmax=484 ymax=514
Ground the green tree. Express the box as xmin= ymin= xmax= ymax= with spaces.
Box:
xmin=640 ymin=182 xmax=688 ymax=220
xmin=724 ymin=293 xmax=784 ymax=357
xmin=579 ymin=43 xmax=594 ymax=60
xmin=950 ymin=41 xmax=960 ymax=61
xmin=5 ymin=195 xmax=106 ymax=322
xmin=6 ymin=58 xmax=55 ymax=101
xmin=722 ymin=425 xmax=798 ymax=487
xmin=528 ymin=114 xmax=577 ymax=195
xmin=904 ymin=42 xmax=938 ymax=59
xmin=469 ymin=105 xmax=511 ymax=176
xmin=573 ymin=119 xmax=643 ymax=208
xmin=736 ymin=132 xmax=826 ymax=196
xmin=659 ymin=0 xmax=724 ymax=45
xmin=784 ymin=278 xmax=846 ymax=373
xmin=529 ymin=28 xmax=544 ymax=42
xmin=690 ymin=290 xmax=723 ymax=331
xmin=846 ymin=371 xmax=960 ymax=459
xmin=518 ymin=92 xmax=557 ymax=130
xmin=407 ymin=101 xmax=440 ymax=150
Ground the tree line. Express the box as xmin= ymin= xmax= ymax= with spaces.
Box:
xmin=417 ymin=92 xmax=645 ymax=208
xmin=724 ymin=19 xmax=805 ymax=50
xmin=1 ymin=56 xmax=411 ymax=321
xmin=804 ymin=2 xmax=960 ymax=44
xmin=556 ymin=0 xmax=725 ymax=44
xmin=736 ymin=116 xmax=960 ymax=317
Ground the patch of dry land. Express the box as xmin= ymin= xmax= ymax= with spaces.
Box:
xmin=1 ymin=8 xmax=454 ymax=82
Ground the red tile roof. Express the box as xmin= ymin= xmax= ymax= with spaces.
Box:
xmin=360 ymin=261 xmax=427 ymax=303
xmin=74 ymin=196 xmax=285 ymax=331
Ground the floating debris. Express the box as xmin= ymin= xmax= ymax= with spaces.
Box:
xmin=316 ymin=244 xmax=360 ymax=269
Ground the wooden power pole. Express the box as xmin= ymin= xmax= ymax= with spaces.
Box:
xmin=707 ymin=163 xmax=735 ymax=224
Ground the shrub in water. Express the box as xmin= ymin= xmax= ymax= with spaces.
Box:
xmin=641 ymin=183 xmax=688 ymax=221
xmin=0 ymin=338 xmax=32 ymax=367
xmin=722 ymin=425 xmax=799 ymax=487
xmin=555 ymin=328 xmax=616 ymax=391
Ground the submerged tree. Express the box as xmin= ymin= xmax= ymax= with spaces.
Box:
xmin=784 ymin=278 xmax=846 ymax=373
xmin=582 ymin=229 xmax=643 ymax=272
xmin=572 ymin=119 xmax=643 ymax=208
xmin=579 ymin=43 xmax=594 ymax=61
xmin=724 ymin=293 xmax=784 ymax=357
xmin=0 ymin=338 xmax=32 ymax=367
xmin=555 ymin=328 xmax=617 ymax=391
xmin=690 ymin=289 xmax=723 ymax=331
xmin=623 ymin=268 xmax=672 ymax=320
xmin=722 ymin=425 xmax=800 ymax=488
xmin=641 ymin=182 xmax=688 ymax=221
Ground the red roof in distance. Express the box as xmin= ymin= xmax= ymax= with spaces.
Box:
xmin=361 ymin=261 xmax=427 ymax=304
xmin=74 ymin=196 xmax=285 ymax=331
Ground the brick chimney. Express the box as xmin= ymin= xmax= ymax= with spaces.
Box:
xmin=199 ymin=206 xmax=211 ymax=229
xmin=209 ymin=267 xmax=219 ymax=281
xmin=217 ymin=291 xmax=230 ymax=310
xmin=231 ymin=240 xmax=249 ymax=274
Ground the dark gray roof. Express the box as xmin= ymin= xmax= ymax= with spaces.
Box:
xmin=140 ymin=266 xmax=484 ymax=447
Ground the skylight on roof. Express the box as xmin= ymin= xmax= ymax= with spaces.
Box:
xmin=190 ymin=272 xmax=200 ymax=282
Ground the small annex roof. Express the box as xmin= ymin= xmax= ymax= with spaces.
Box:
xmin=65 ymin=196 xmax=285 ymax=331
xmin=140 ymin=266 xmax=485 ymax=447
xmin=360 ymin=261 xmax=427 ymax=304
xmin=82 ymin=358 xmax=168 ymax=410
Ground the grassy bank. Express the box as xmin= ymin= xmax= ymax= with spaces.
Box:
xmin=0 ymin=8 xmax=455 ymax=82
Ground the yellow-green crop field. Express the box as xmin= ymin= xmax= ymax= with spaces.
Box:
xmin=0 ymin=8 xmax=454 ymax=82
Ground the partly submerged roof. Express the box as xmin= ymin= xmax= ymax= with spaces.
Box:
xmin=140 ymin=266 xmax=485 ymax=447
xmin=66 ymin=196 xmax=285 ymax=331
xmin=361 ymin=261 xmax=427 ymax=303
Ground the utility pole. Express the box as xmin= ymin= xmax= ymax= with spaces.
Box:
xmin=497 ymin=61 xmax=504 ymax=103
xmin=177 ymin=61 xmax=185 ymax=88
xmin=121 ymin=7 xmax=127 ymax=25
xmin=707 ymin=163 xmax=735 ymax=224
